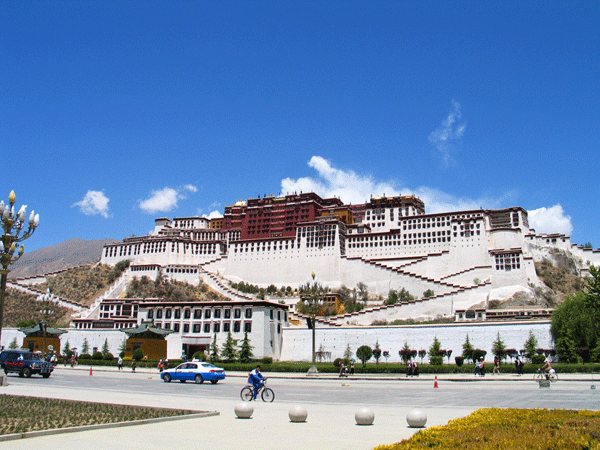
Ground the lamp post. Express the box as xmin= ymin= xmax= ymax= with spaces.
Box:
xmin=39 ymin=306 xmax=54 ymax=358
xmin=0 ymin=191 xmax=39 ymax=347
xmin=301 ymin=271 xmax=326 ymax=376
xmin=304 ymin=296 xmax=323 ymax=376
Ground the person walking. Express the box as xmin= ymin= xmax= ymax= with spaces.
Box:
xmin=493 ymin=356 xmax=500 ymax=375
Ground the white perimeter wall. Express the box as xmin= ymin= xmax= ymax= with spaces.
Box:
xmin=2 ymin=321 xmax=553 ymax=364
xmin=280 ymin=321 xmax=553 ymax=363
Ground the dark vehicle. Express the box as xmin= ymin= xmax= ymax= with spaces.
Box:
xmin=0 ymin=350 xmax=54 ymax=378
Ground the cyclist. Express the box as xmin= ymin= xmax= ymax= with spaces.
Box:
xmin=249 ymin=365 xmax=266 ymax=400
xmin=541 ymin=358 xmax=555 ymax=379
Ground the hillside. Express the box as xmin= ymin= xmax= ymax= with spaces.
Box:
xmin=8 ymin=238 xmax=118 ymax=279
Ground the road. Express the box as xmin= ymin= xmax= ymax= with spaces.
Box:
xmin=1 ymin=367 xmax=599 ymax=450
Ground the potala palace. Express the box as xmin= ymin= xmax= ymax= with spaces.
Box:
xmin=101 ymin=192 xmax=599 ymax=317
xmin=7 ymin=192 xmax=599 ymax=361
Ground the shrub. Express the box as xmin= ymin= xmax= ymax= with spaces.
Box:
xmin=333 ymin=358 xmax=343 ymax=367
xmin=455 ymin=356 xmax=464 ymax=367
xmin=472 ymin=349 xmax=487 ymax=362
xmin=192 ymin=351 xmax=206 ymax=361
xmin=91 ymin=352 xmax=104 ymax=360
xmin=261 ymin=357 xmax=273 ymax=365
xmin=356 ymin=345 xmax=373 ymax=367
xmin=103 ymin=353 xmax=114 ymax=361
xmin=531 ymin=354 xmax=545 ymax=365
xmin=429 ymin=355 xmax=443 ymax=365
xmin=79 ymin=353 xmax=91 ymax=360
xmin=132 ymin=348 xmax=144 ymax=361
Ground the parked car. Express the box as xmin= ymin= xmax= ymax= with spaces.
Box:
xmin=160 ymin=361 xmax=226 ymax=384
xmin=0 ymin=350 xmax=54 ymax=378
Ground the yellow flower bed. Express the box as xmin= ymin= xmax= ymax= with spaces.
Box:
xmin=374 ymin=408 xmax=600 ymax=450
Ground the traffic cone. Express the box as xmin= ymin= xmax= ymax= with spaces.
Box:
xmin=89 ymin=366 xmax=93 ymax=376
xmin=433 ymin=375 xmax=438 ymax=388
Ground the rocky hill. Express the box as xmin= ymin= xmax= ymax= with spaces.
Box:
xmin=7 ymin=238 xmax=118 ymax=279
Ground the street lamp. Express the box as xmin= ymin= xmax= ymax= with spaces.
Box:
xmin=304 ymin=296 xmax=323 ymax=376
xmin=300 ymin=271 xmax=326 ymax=376
xmin=0 ymin=191 xmax=39 ymax=346
xmin=39 ymin=303 xmax=54 ymax=358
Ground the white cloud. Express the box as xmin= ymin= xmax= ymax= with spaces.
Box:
xmin=72 ymin=190 xmax=110 ymax=218
xmin=281 ymin=156 xmax=515 ymax=214
xmin=138 ymin=185 xmax=198 ymax=214
xmin=428 ymin=100 xmax=466 ymax=167
xmin=528 ymin=204 xmax=573 ymax=236
xmin=281 ymin=156 xmax=399 ymax=204
xmin=206 ymin=210 xmax=223 ymax=219
xmin=139 ymin=187 xmax=180 ymax=214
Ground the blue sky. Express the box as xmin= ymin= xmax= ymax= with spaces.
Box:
xmin=2 ymin=1 xmax=599 ymax=253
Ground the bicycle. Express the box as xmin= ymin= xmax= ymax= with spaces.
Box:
xmin=534 ymin=368 xmax=558 ymax=382
xmin=240 ymin=378 xmax=275 ymax=402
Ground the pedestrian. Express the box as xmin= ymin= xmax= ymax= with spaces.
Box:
xmin=515 ymin=356 xmax=523 ymax=376
xmin=157 ymin=359 xmax=164 ymax=372
xmin=132 ymin=358 xmax=137 ymax=372
xmin=349 ymin=361 xmax=355 ymax=375
xmin=493 ymin=356 xmax=500 ymax=375
xmin=117 ymin=356 xmax=123 ymax=371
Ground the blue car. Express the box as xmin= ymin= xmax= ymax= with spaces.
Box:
xmin=161 ymin=361 xmax=226 ymax=384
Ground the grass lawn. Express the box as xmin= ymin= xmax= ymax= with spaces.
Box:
xmin=0 ymin=394 xmax=200 ymax=436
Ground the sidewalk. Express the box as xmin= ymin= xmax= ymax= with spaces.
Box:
xmin=0 ymin=367 xmax=477 ymax=450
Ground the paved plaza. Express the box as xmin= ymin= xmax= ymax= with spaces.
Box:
xmin=1 ymin=366 xmax=598 ymax=450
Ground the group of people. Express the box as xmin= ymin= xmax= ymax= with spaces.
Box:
xmin=157 ymin=359 xmax=170 ymax=372
xmin=474 ymin=357 xmax=486 ymax=376
xmin=339 ymin=361 xmax=355 ymax=377
xmin=406 ymin=361 xmax=419 ymax=376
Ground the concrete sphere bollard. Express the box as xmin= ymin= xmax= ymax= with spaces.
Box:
xmin=355 ymin=407 xmax=375 ymax=425
xmin=406 ymin=408 xmax=427 ymax=428
xmin=289 ymin=405 xmax=308 ymax=422
xmin=234 ymin=402 xmax=254 ymax=419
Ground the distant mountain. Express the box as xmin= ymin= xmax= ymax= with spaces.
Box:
xmin=7 ymin=238 xmax=119 ymax=279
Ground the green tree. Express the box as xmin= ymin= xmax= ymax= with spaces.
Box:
xmin=101 ymin=338 xmax=110 ymax=356
xmin=423 ymin=289 xmax=435 ymax=298
xmin=524 ymin=330 xmax=538 ymax=361
xmin=81 ymin=338 xmax=90 ymax=355
xmin=399 ymin=341 xmax=413 ymax=363
xmin=238 ymin=331 xmax=253 ymax=363
xmin=583 ymin=266 xmax=600 ymax=334
xmin=62 ymin=339 xmax=71 ymax=356
xmin=221 ymin=331 xmax=237 ymax=362
xmin=372 ymin=341 xmax=382 ymax=364
xmin=8 ymin=337 xmax=18 ymax=349
xmin=209 ymin=333 xmax=220 ymax=362
xmin=344 ymin=344 xmax=353 ymax=361
xmin=462 ymin=334 xmax=474 ymax=363
xmin=555 ymin=325 xmax=578 ymax=363
xmin=356 ymin=345 xmax=372 ymax=367
xmin=386 ymin=289 xmax=399 ymax=305
xmin=118 ymin=338 xmax=127 ymax=358
xmin=551 ymin=291 xmax=596 ymax=354
xmin=492 ymin=332 xmax=506 ymax=362
xmin=429 ymin=336 xmax=443 ymax=365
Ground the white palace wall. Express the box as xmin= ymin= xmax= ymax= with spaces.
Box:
xmin=280 ymin=321 xmax=553 ymax=363
xmin=1 ymin=321 xmax=553 ymax=363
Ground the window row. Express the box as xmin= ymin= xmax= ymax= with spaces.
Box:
xmin=147 ymin=307 xmax=253 ymax=320
xmin=154 ymin=321 xmax=255 ymax=334
xmin=495 ymin=253 xmax=521 ymax=271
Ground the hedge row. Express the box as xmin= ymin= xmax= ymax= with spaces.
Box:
xmin=72 ymin=359 xmax=600 ymax=374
